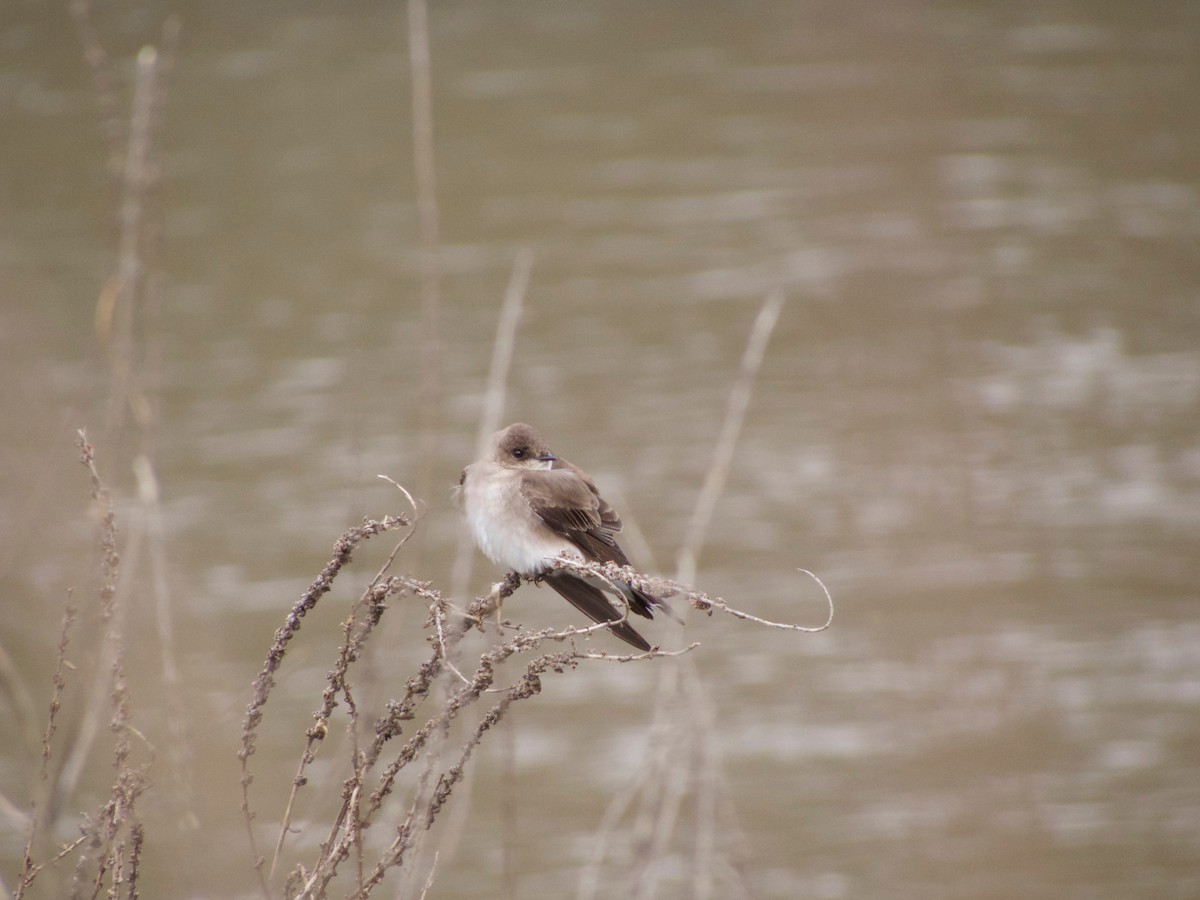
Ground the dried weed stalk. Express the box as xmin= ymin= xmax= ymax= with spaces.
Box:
xmin=238 ymin=483 xmax=710 ymax=898
xmin=240 ymin=499 xmax=827 ymax=897
xmin=577 ymin=291 xmax=837 ymax=900
xmin=14 ymin=434 xmax=153 ymax=899
xmin=11 ymin=10 xmax=184 ymax=897
xmin=241 ymin=291 xmax=833 ymax=899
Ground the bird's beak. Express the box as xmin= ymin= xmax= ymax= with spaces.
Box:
xmin=537 ymin=452 xmax=558 ymax=463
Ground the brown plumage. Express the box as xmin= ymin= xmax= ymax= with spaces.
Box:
xmin=458 ymin=423 xmax=667 ymax=650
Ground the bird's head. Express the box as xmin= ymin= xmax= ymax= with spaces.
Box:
xmin=492 ymin=423 xmax=558 ymax=470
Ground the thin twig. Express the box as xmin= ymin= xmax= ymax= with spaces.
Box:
xmin=477 ymin=248 xmax=534 ymax=451
xmin=70 ymin=433 xmax=152 ymax=899
xmin=433 ymin=601 xmax=472 ymax=686
xmin=677 ymin=290 xmax=785 ymax=584
xmin=581 ymin=292 xmax=812 ymax=899
xmin=105 ymin=45 xmax=160 ymax=440
xmin=134 ymin=16 xmax=195 ymax=869
xmin=238 ymin=516 xmax=410 ymax=898
xmin=13 ymin=599 xmax=78 ymax=899
xmin=417 ymin=851 xmax=440 ymax=900
xmin=579 ymin=644 xmax=699 ymax=661
xmin=450 ymin=247 xmax=533 ymax=600
xmin=545 ymin=557 xmax=832 ymax=634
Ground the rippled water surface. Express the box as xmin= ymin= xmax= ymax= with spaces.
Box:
xmin=2 ymin=2 xmax=1199 ymax=897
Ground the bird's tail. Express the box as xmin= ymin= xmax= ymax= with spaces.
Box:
xmin=543 ymin=572 xmax=652 ymax=652
xmin=625 ymin=584 xmax=679 ymax=622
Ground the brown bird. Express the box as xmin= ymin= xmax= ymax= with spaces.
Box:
xmin=456 ymin=423 xmax=667 ymax=651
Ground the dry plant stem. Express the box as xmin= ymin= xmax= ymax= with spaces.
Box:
xmin=350 ymin=761 xmax=436 ymax=898
xmin=70 ymin=433 xmax=151 ymax=900
xmin=43 ymin=602 xmax=77 ymax=778
xmin=13 ymin=601 xmax=79 ymax=898
xmin=133 ymin=15 xmax=181 ymax=466
xmin=407 ymin=0 xmax=443 ymax=498
xmin=500 ymin=702 xmax=518 ymax=900
xmin=269 ymin=481 xmax=423 ymax=879
xmin=362 ymin=612 xmax=451 ymax=767
xmin=396 ymin=737 xmax=446 ymax=894
xmin=477 ymin=248 xmax=534 ymax=449
xmin=450 ymin=247 xmax=533 ymax=600
xmin=135 ymin=458 xmax=196 ymax=825
xmin=85 ymin=44 xmax=165 ymax=662
xmin=431 ymin=599 xmax=473 ymax=687
xmin=268 ymin=573 xmax=405 ymax=880
xmin=633 ymin=686 xmax=701 ymax=898
xmin=298 ymin=607 xmax=691 ymax=897
xmin=29 ymin=27 xmax=169 ymax=897
xmin=438 ymin=246 xmax=532 ymax=881
xmin=632 ymin=677 xmax=697 ymax=899
xmin=546 ymin=558 xmax=833 ymax=633
xmin=276 ymin=522 xmax=423 ymax=886
xmin=238 ymin=515 xmax=410 ymax=897
xmin=687 ymin=661 xmax=720 ymax=900
xmin=677 ymin=289 xmax=784 ymax=584
xmin=362 ymin=644 xmax=661 ymax=895
xmin=365 ymin=651 xmax=514 ymax=824
xmin=582 ymin=293 xmax=816 ymax=899
xmin=55 ymin=530 xmax=142 ymax=807
xmin=17 ymin=834 xmax=89 ymax=900
xmin=135 ymin=13 xmax=194 ymax=840
xmin=706 ymin=760 xmax=756 ymax=900
xmin=671 ymin=291 xmax=787 ymax=900
xmin=255 ymin=473 xmax=779 ymax=900
xmin=69 ymin=0 xmax=125 ymax=173
xmin=418 ymin=851 xmax=440 ymax=900
xmin=106 ymin=46 xmax=160 ymax=441
xmin=578 ymin=658 xmax=693 ymax=900
xmin=405 ymin=715 xmax=477 ymax=897
xmin=455 ymin=572 xmax=522 ymax=638
xmin=422 ymin=651 xmax=576 ymax=827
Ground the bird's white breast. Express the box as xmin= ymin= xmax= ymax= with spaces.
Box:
xmin=463 ymin=463 xmax=577 ymax=575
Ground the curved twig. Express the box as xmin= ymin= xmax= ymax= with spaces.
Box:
xmin=544 ymin=557 xmax=834 ymax=634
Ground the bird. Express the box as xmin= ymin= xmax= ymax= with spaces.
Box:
xmin=455 ymin=422 xmax=668 ymax=651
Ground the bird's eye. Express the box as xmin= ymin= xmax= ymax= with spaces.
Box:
xmin=511 ymin=447 xmax=525 ymax=459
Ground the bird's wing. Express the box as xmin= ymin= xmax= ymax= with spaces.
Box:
xmin=520 ymin=464 xmax=630 ymax=565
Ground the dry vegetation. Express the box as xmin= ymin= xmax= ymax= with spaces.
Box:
xmin=1 ymin=3 xmax=831 ymax=897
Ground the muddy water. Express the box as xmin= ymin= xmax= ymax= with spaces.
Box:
xmin=2 ymin=2 xmax=1198 ymax=897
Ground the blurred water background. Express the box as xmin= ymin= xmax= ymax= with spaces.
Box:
xmin=2 ymin=1 xmax=1199 ymax=897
